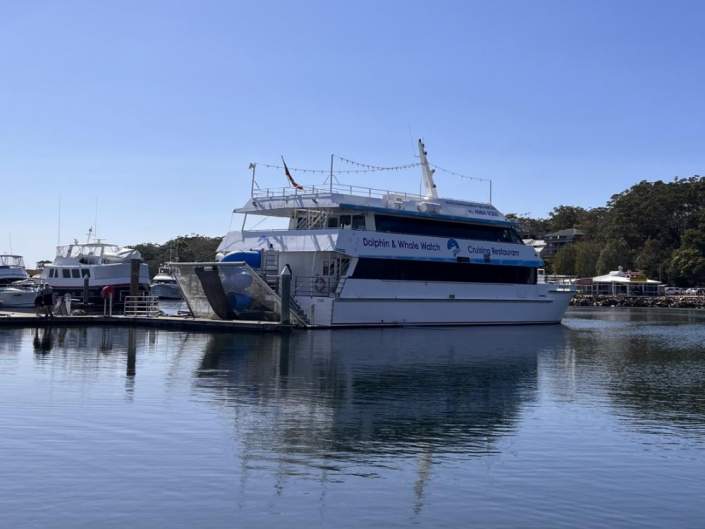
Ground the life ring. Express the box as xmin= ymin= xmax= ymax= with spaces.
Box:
xmin=314 ymin=276 xmax=326 ymax=294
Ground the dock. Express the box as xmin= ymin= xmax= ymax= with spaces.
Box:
xmin=0 ymin=310 xmax=292 ymax=333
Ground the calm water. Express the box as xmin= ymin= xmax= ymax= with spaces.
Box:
xmin=2 ymin=308 xmax=705 ymax=528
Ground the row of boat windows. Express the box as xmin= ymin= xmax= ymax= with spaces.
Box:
xmin=294 ymin=213 xmax=523 ymax=244
xmin=294 ymin=214 xmax=367 ymax=230
xmin=374 ymin=215 xmax=523 ymax=244
xmin=351 ymin=258 xmax=537 ymax=284
xmin=47 ymin=268 xmax=90 ymax=279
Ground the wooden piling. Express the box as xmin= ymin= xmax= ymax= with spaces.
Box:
xmin=130 ymin=259 xmax=140 ymax=296
xmin=83 ymin=276 xmax=90 ymax=307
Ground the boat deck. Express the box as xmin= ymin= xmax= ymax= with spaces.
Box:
xmin=0 ymin=310 xmax=292 ymax=333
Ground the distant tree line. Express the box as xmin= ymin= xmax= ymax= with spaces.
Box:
xmin=507 ymin=176 xmax=705 ymax=286
xmin=133 ymin=234 xmax=221 ymax=276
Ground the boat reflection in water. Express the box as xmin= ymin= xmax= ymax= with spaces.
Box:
xmin=195 ymin=327 xmax=565 ymax=460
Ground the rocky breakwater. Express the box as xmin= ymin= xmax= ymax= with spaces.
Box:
xmin=571 ymin=295 xmax=705 ymax=309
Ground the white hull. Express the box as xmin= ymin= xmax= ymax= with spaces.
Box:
xmin=43 ymin=262 xmax=150 ymax=289
xmin=0 ymin=288 xmax=37 ymax=308
xmin=295 ymin=279 xmax=573 ymax=327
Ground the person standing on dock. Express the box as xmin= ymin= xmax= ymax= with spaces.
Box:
xmin=35 ymin=285 xmax=54 ymax=318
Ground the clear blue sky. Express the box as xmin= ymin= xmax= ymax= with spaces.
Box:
xmin=2 ymin=0 xmax=704 ymax=265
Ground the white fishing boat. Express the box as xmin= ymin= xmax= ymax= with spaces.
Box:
xmin=150 ymin=265 xmax=182 ymax=299
xmin=39 ymin=239 xmax=150 ymax=305
xmin=175 ymin=140 xmax=575 ymax=327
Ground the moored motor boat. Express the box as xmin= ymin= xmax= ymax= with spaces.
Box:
xmin=39 ymin=239 xmax=150 ymax=306
xmin=174 ymin=139 xmax=576 ymax=327
xmin=0 ymin=280 xmax=40 ymax=309
xmin=150 ymin=265 xmax=182 ymax=299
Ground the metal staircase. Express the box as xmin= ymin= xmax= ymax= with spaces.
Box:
xmin=257 ymin=251 xmax=311 ymax=326
xmin=261 ymin=251 xmax=281 ymax=291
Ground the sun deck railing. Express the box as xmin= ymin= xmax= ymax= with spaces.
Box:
xmin=252 ymin=183 xmax=425 ymax=202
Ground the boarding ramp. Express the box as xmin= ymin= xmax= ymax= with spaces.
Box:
xmin=170 ymin=261 xmax=308 ymax=326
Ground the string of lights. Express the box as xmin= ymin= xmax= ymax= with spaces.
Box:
xmin=252 ymin=158 xmax=492 ymax=185
xmin=254 ymin=157 xmax=422 ymax=175
xmin=256 ymin=162 xmax=330 ymax=175
xmin=334 ymin=155 xmax=422 ymax=172
xmin=429 ymin=163 xmax=491 ymax=183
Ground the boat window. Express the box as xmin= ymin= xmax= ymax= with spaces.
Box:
xmin=351 ymin=258 xmax=537 ymax=284
xmin=352 ymin=215 xmax=366 ymax=230
xmin=374 ymin=214 xmax=523 ymax=243
xmin=340 ymin=215 xmax=351 ymax=228
xmin=81 ymin=269 xmax=90 ymax=278
xmin=71 ymin=269 xmax=81 ymax=278
xmin=327 ymin=217 xmax=339 ymax=228
xmin=62 ymin=269 xmax=71 ymax=278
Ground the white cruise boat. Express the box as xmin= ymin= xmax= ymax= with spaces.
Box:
xmin=177 ymin=141 xmax=574 ymax=327
xmin=150 ymin=265 xmax=182 ymax=299
xmin=40 ymin=241 xmax=150 ymax=305
xmin=0 ymin=255 xmax=29 ymax=286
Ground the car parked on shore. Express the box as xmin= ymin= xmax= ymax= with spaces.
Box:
xmin=664 ymin=286 xmax=684 ymax=296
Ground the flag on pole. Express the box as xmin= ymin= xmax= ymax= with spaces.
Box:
xmin=281 ymin=156 xmax=304 ymax=190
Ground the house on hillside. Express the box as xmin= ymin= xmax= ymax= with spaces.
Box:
xmin=542 ymin=228 xmax=584 ymax=259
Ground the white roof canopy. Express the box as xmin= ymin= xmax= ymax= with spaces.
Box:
xmin=592 ymin=269 xmax=661 ymax=284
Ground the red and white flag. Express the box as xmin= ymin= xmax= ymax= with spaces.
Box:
xmin=281 ymin=156 xmax=303 ymax=190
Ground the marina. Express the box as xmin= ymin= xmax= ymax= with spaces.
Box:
xmin=3 ymin=3 xmax=705 ymax=527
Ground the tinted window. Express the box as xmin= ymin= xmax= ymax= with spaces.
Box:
xmin=71 ymin=269 xmax=81 ymax=278
xmin=352 ymin=258 xmax=536 ymax=284
xmin=62 ymin=269 xmax=71 ymax=278
xmin=375 ymin=215 xmax=522 ymax=243
xmin=352 ymin=215 xmax=366 ymax=230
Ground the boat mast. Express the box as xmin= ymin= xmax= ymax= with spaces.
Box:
xmin=417 ymin=139 xmax=438 ymax=199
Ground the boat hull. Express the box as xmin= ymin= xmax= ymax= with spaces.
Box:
xmin=0 ymin=288 xmax=37 ymax=308
xmin=296 ymin=279 xmax=574 ymax=327
xmin=150 ymin=283 xmax=182 ymax=299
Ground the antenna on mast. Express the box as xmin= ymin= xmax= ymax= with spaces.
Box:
xmin=417 ymin=139 xmax=438 ymax=199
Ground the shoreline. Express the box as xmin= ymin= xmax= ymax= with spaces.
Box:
xmin=570 ymin=294 xmax=705 ymax=309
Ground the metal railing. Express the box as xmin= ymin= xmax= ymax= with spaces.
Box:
xmin=538 ymin=274 xmax=575 ymax=285
xmin=123 ymin=296 xmax=160 ymax=317
xmin=252 ymin=183 xmax=424 ymax=201
xmin=293 ymin=275 xmax=338 ymax=297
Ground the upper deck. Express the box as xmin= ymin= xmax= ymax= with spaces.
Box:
xmin=238 ymin=184 xmax=509 ymax=226
xmin=0 ymin=255 xmax=25 ymax=268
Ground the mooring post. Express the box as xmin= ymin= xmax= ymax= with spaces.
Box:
xmin=83 ymin=276 xmax=89 ymax=307
xmin=279 ymin=265 xmax=292 ymax=325
xmin=130 ymin=259 xmax=139 ymax=297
